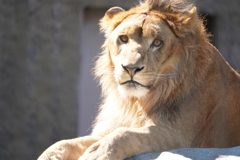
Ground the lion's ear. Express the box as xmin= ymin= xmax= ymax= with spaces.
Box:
xmin=165 ymin=7 xmax=198 ymax=37
xmin=100 ymin=7 xmax=125 ymax=37
xmin=105 ymin=7 xmax=125 ymax=19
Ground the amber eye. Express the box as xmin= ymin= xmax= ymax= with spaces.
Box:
xmin=151 ymin=39 xmax=163 ymax=47
xmin=119 ymin=35 xmax=129 ymax=43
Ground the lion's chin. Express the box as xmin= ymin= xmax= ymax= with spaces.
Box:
xmin=117 ymin=84 xmax=149 ymax=98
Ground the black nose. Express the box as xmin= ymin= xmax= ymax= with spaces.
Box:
xmin=122 ymin=65 xmax=144 ymax=77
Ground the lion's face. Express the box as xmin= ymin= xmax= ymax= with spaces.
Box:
xmin=107 ymin=14 xmax=178 ymax=98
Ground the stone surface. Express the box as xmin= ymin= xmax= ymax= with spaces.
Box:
xmin=0 ymin=0 xmax=80 ymax=159
xmin=126 ymin=146 xmax=240 ymax=160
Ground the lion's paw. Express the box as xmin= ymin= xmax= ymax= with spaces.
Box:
xmin=38 ymin=149 xmax=66 ymax=160
xmin=49 ymin=148 xmax=66 ymax=160
xmin=79 ymin=141 xmax=117 ymax=160
xmin=38 ymin=142 xmax=68 ymax=160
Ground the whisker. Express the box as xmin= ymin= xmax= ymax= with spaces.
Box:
xmin=171 ymin=64 xmax=179 ymax=71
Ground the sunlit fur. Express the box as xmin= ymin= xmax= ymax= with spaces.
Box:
xmin=93 ymin=0 xmax=240 ymax=148
xmin=38 ymin=1 xmax=240 ymax=160
xmin=92 ymin=0 xmax=206 ymax=134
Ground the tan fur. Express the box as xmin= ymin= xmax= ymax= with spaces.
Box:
xmin=38 ymin=0 xmax=240 ymax=160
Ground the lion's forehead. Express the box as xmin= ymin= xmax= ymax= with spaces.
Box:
xmin=113 ymin=14 xmax=146 ymax=36
xmin=112 ymin=13 xmax=170 ymax=41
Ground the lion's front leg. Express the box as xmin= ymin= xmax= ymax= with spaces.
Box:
xmin=37 ymin=136 xmax=101 ymax=160
xmin=79 ymin=126 xmax=175 ymax=160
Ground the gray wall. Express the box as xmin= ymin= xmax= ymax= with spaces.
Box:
xmin=0 ymin=0 xmax=240 ymax=160
xmin=78 ymin=8 xmax=104 ymax=136
xmin=0 ymin=0 xmax=80 ymax=159
xmin=196 ymin=0 xmax=240 ymax=70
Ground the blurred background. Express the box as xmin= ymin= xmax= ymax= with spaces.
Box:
xmin=0 ymin=0 xmax=240 ymax=159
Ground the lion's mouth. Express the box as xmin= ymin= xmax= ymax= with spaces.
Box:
xmin=120 ymin=80 xmax=152 ymax=89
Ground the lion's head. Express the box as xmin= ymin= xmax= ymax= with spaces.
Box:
xmin=95 ymin=0 xmax=209 ymax=103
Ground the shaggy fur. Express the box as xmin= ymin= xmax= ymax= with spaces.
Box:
xmin=38 ymin=0 xmax=240 ymax=160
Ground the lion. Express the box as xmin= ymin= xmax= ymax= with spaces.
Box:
xmin=38 ymin=0 xmax=240 ymax=159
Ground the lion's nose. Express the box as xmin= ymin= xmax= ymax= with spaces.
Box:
xmin=122 ymin=64 xmax=144 ymax=77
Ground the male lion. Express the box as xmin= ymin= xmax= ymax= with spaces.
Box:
xmin=38 ymin=0 xmax=240 ymax=159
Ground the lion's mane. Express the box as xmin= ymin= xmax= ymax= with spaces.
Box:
xmin=92 ymin=0 xmax=240 ymax=148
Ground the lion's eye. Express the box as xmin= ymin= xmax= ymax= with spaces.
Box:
xmin=119 ymin=35 xmax=129 ymax=43
xmin=151 ymin=39 xmax=163 ymax=48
